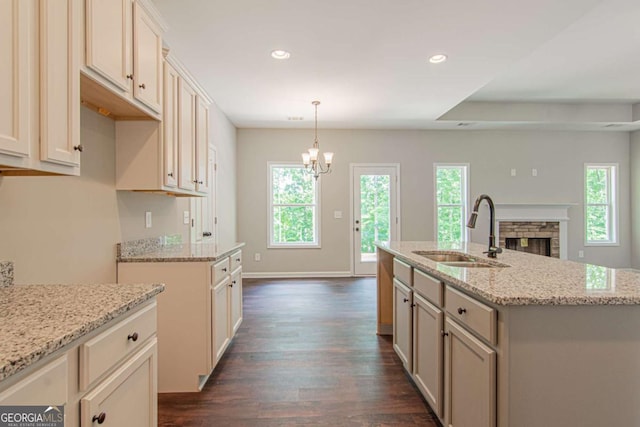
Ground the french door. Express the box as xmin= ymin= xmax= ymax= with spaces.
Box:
xmin=352 ymin=164 xmax=400 ymax=275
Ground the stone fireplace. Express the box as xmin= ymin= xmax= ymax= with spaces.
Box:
xmin=494 ymin=203 xmax=575 ymax=260
xmin=498 ymin=221 xmax=560 ymax=258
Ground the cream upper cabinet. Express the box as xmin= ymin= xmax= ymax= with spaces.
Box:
xmin=178 ymin=79 xmax=197 ymax=192
xmin=163 ymin=60 xmax=179 ymax=188
xmin=83 ymin=0 xmax=162 ymax=117
xmin=132 ymin=1 xmax=162 ymax=113
xmin=40 ymin=0 xmax=81 ymax=167
xmin=85 ymin=0 xmax=132 ymax=93
xmin=0 ymin=0 xmax=30 ymax=159
xmin=195 ymin=96 xmax=210 ymax=194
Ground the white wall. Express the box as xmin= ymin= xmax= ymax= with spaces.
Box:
xmin=237 ymin=129 xmax=631 ymax=275
xmin=0 ymin=106 xmax=237 ymax=284
xmin=631 ymin=130 xmax=640 ymax=269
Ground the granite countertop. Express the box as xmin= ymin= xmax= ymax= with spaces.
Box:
xmin=117 ymin=242 xmax=245 ymax=263
xmin=377 ymin=241 xmax=640 ymax=306
xmin=0 ymin=262 xmax=13 ymax=287
xmin=0 ymin=282 xmax=164 ymax=382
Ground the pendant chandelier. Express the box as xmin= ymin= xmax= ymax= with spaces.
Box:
xmin=302 ymin=101 xmax=333 ymax=180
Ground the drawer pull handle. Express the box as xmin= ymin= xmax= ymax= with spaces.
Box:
xmin=441 ymin=330 xmax=449 ymax=337
xmin=457 ymin=307 xmax=467 ymax=315
xmin=73 ymin=144 xmax=83 ymax=152
xmin=403 ymin=298 xmax=409 ymax=303
xmin=92 ymin=412 xmax=106 ymax=424
xmin=139 ymin=83 xmax=146 ymax=89
xmin=126 ymin=74 xmax=133 ymax=80
xmin=127 ymin=332 xmax=139 ymax=342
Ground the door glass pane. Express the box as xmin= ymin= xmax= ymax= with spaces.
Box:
xmin=360 ymin=175 xmax=391 ymax=262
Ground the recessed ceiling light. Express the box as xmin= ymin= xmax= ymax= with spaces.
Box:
xmin=429 ymin=54 xmax=448 ymax=64
xmin=271 ymin=50 xmax=291 ymax=60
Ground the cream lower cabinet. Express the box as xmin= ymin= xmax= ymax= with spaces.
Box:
xmin=412 ymin=293 xmax=444 ymax=419
xmin=0 ymin=301 xmax=158 ymax=427
xmin=117 ymin=250 xmax=243 ymax=393
xmin=230 ymin=265 xmax=243 ymax=335
xmin=444 ymin=317 xmax=496 ymax=427
xmin=392 ymin=278 xmax=412 ymax=370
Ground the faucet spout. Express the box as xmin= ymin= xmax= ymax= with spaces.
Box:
xmin=466 ymin=194 xmax=502 ymax=258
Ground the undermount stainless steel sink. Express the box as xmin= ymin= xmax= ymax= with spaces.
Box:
xmin=413 ymin=251 xmax=510 ymax=268
xmin=412 ymin=251 xmax=478 ymax=263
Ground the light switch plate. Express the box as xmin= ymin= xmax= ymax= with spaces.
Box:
xmin=145 ymin=211 xmax=152 ymax=228
xmin=334 ymin=210 xmax=343 ymax=219
xmin=510 ymin=168 xmax=516 ymax=177
xmin=183 ymin=211 xmax=190 ymax=224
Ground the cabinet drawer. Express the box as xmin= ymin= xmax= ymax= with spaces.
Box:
xmin=230 ymin=250 xmax=242 ymax=271
xmin=0 ymin=355 xmax=67 ymax=405
xmin=413 ymin=269 xmax=443 ymax=307
xmin=80 ymin=302 xmax=157 ymax=390
xmin=213 ymin=258 xmax=230 ymax=285
xmin=445 ymin=286 xmax=496 ymax=345
xmin=393 ymin=258 xmax=412 ymax=286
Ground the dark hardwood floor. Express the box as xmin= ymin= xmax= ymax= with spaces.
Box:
xmin=158 ymin=277 xmax=439 ymax=426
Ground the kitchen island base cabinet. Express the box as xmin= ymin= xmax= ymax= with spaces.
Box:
xmin=393 ymin=278 xmax=412 ymax=370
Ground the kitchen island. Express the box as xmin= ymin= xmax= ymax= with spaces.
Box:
xmin=377 ymin=241 xmax=640 ymax=427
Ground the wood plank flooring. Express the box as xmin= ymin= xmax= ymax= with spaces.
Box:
xmin=158 ymin=277 xmax=440 ymax=426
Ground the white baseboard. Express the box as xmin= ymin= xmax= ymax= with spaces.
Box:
xmin=242 ymin=271 xmax=353 ymax=279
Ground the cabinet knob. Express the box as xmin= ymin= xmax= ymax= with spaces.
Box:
xmin=92 ymin=412 xmax=106 ymax=424
xmin=73 ymin=144 xmax=83 ymax=152
xmin=168 ymin=172 xmax=174 ymax=177
xmin=441 ymin=330 xmax=449 ymax=337
xmin=410 ymin=303 xmax=416 ymax=308
xmin=236 ymin=258 xmax=241 ymax=262
xmin=403 ymin=298 xmax=409 ymax=303
xmin=126 ymin=74 xmax=133 ymax=80
xmin=222 ymin=267 xmax=227 ymax=272
xmin=230 ymin=281 xmax=234 ymax=287
xmin=139 ymin=83 xmax=146 ymax=89
xmin=193 ymin=179 xmax=198 ymax=184
xmin=457 ymin=307 xmax=467 ymax=315
xmin=127 ymin=332 xmax=139 ymax=342
xmin=203 ymin=231 xmax=212 ymax=237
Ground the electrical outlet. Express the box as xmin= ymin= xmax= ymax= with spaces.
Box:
xmin=510 ymin=168 xmax=516 ymax=177
xmin=145 ymin=211 xmax=152 ymax=228
xmin=183 ymin=211 xmax=190 ymax=225
xmin=532 ymin=168 xmax=538 ymax=177
xmin=578 ymin=250 xmax=584 ymax=258
xmin=254 ymin=253 xmax=261 ymax=262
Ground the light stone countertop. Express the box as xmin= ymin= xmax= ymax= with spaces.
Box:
xmin=0 ymin=262 xmax=13 ymax=287
xmin=0 ymin=282 xmax=164 ymax=382
xmin=377 ymin=241 xmax=640 ymax=306
xmin=117 ymin=242 xmax=245 ymax=263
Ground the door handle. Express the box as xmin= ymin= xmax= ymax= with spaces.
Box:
xmin=355 ymin=227 xmax=359 ymax=232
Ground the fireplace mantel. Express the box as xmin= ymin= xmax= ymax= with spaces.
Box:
xmin=494 ymin=203 xmax=577 ymax=260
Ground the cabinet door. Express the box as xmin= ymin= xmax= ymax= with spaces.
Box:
xmin=163 ymin=61 xmax=179 ymax=188
xmin=0 ymin=355 xmax=67 ymax=405
xmin=133 ymin=2 xmax=162 ymax=113
xmin=413 ymin=293 xmax=444 ymax=419
xmin=39 ymin=0 xmax=81 ymax=167
xmin=230 ymin=268 xmax=243 ymax=336
xmin=85 ymin=0 xmax=133 ymax=93
xmin=195 ymin=96 xmax=209 ymax=194
xmin=393 ymin=278 xmax=412 ymax=371
xmin=444 ymin=318 xmax=496 ymax=427
xmin=0 ymin=0 xmax=30 ymax=158
xmin=81 ymin=339 xmax=157 ymax=427
xmin=212 ymin=277 xmax=230 ymax=363
xmin=178 ymin=79 xmax=197 ymax=191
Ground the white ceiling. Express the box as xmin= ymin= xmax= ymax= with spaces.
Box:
xmin=151 ymin=0 xmax=640 ymax=130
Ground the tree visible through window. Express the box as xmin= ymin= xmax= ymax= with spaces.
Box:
xmin=269 ymin=164 xmax=319 ymax=247
xmin=585 ymin=164 xmax=617 ymax=245
xmin=360 ymin=175 xmax=391 ymax=255
xmin=435 ymin=165 xmax=468 ymax=242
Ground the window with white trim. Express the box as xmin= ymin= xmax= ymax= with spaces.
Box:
xmin=435 ymin=164 xmax=469 ymax=242
xmin=269 ymin=163 xmax=320 ymax=248
xmin=585 ymin=164 xmax=617 ymax=245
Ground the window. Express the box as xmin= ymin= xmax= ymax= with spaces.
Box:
xmin=435 ymin=164 xmax=469 ymax=242
xmin=585 ymin=164 xmax=618 ymax=245
xmin=269 ymin=163 xmax=320 ymax=248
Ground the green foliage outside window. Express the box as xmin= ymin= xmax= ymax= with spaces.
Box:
xmin=360 ymin=175 xmax=391 ymax=254
xmin=271 ymin=166 xmax=317 ymax=245
xmin=585 ymin=167 xmax=610 ymax=242
xmin=436 ymin=167 xmax=465 ymax=242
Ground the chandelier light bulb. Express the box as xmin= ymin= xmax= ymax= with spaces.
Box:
xmin=308 ymin=147 xmax=319 ymax=162
xmin=302 ymin=152 xmax=310 ymax=166
xmin=323 ymin=152 xmax=334 ymax=165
